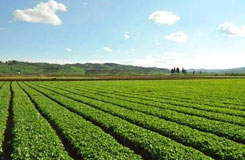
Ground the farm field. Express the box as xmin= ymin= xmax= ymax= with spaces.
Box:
xmin=0 ymin=79 xmax=245 ymax=160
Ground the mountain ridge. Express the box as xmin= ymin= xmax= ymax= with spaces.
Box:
xmin=0 ymin=60 xmax=169 ymax=75
xmin=0 ymin=60 xmax=244 ymax=75
xmin=188 ymin=68 xmax=245 ymax=73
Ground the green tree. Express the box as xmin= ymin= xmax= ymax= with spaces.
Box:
xmin=176 ymin=67 xmax=180 ymax=74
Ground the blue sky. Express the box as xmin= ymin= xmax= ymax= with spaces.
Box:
xmin=0 ymin=0 xmax=245 ymax=69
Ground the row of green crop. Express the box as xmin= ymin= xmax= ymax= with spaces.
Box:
xmin=143 ymin=80 xmax=245 ymax=105
xmin=21 ymin=82 xmax=213 ymax=160
xmin=98 ymin=89 xmax=245 ymax=126
xmin=135 ymin=89 xmax=245 ymax=110
xmin=0 ymin=82 xmax=4 ymax=89
xmin=34 ymin=82 xmax=245 ymax=127
xmin=88 ymin=84 xmax=245 ymax=111
xmin=64 ymin=80 xmax=245 ymax=108
xmin=130 ymin=80 xmax=245 ymax=101
xmin=50 ymin=81 xmax=245 ymax=119
xmin=11 ymin=82 xmax=72 ymax=160
xmin=75 ymin=83 xmax=245 ymax=116
xmin=43 ymin=81 xmax=245 ymax=118
xmin=42 ymin=83 xmax=245 ymax=144
xmin=121 ymin=87 xmax=245 ymax=110
xmin=19 ymin=82 xmax=142 ymax=160
xmin=81 ymin=85 xmax=245 ymax=126
xmin=139 ymin=81 xmax=245 ymax=105
xmin=28 ymin=82 xmax=245 ymax=160
xmin=0 ymin=82 xmax=10 ymax=157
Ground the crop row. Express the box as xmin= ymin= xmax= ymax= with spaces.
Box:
xmin=42 ymin=81 xmax=245 ymax=117
xmin=80 ymin=84 xmax=245 ymax=116
xmin=34 ymin=82 xmax=245 ymax=127
xmin=146 ymin=81 xmax=245 ymax=104
xmin=137 ymin=90 xmax=245 ymax=110
xmin=0 ymin=83 xmax=11 ymax=157
xmin=52 ymin=81 xmax=245 ymax=119
xmin=99 ymin=86 xmax=245 ymax=111
xmin=11 ymin=82 xmax=72 ymax=160
xmin=39 ymin=83 xmax=245 ymax=144
xmin=68 ymin=81 xmax=245 ymax=108
xmin=27 ymin=82 xmax=245 ymax=160
xmin=21 ymin=82 xmax=214 ymax=160
xmin=124 ymin=88 xmax=245 ymax=110
xmin=82 ymin=86 xmax=245 ymax=126
xmin=134 ymin=80 xmax=245 ymax=101
xmin=19 ymin=82 xmax=142 ymax=160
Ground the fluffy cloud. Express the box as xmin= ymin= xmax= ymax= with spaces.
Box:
xmin=219 ymin=22 xmax=245 ymax=37
xmin=66 ymin=48 xmax=72 ymax=52
xmin=149 ymin=11 xmax=180 ymax=25
xmin=124 ymin=33 xmax=130 ymax=39
xmin=13 ymin=0 xmax=67 ymax=26
xmin=165 ymin=32 xmax=189 ymax=42
xmin=103 ymin=47 xmax=112 ymax=52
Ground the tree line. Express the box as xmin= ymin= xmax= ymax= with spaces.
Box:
xmin=170 ymin=67 xmax=187 ymax=74
xmin=170 ymin=67 xmax=202 ymax=75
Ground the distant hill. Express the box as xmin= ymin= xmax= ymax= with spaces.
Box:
xmin=188 ymin=67 xmax=245 ymax=73
xmin=0 ymin=61 xmax=169 ymax=76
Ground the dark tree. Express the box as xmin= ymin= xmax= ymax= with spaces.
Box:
xmin=182 ymin=68 xmax=187 ymax=75
xmin=171 ymin=69 xmax=174 ymax=74
xmin=176 ymin=67 xmax=180 ymax=74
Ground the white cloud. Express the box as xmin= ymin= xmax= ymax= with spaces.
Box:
xmin=124 ymin=33 xmax=131 ymax=39
xmin=66 ymin=48 xmax=72 ymax=52
xmin=219 ymin=22 xmax=245 ymax=37
xmin=103 ymin=47 xmax=112 ymax=52
xmin=13 ymin=0 xmax=67 ymax=26
xmin=149 ymin=11 xmax=180 ymax=25
xmin=165 ymin=32 xmax=189 ymax=42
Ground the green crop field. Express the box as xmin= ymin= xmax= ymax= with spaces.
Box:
xmin=0 ymin=79 xmax=245 ymax=160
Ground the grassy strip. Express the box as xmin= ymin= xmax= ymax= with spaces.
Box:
xmin=19 ymin=83 xmax=142 ymax=160
xmin=29 ymin=82 xmax=245 ymax=160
